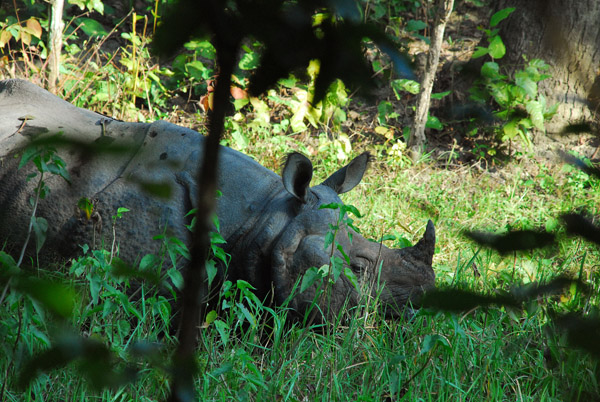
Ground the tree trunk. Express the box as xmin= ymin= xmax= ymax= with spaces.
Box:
xmin=493 ymin=0 xmax=600 ymax=133
xmin=409 ymin=0 xmax=455 ymax=159
xmin=47 ymin=0 xmax=64 ymax=93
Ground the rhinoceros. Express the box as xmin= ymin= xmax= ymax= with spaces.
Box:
xmin=0 ymin=79 xmax=435 ymax=318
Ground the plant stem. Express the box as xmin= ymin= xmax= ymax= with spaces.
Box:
xmin=17 ymin=171 xmax=44 ymax=267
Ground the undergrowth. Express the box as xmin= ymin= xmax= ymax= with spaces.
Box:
xmin=1 ymin=0 xmax=600 ymax=401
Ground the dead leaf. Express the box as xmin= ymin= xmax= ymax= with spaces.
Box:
xmin=199 ymin=93 xmax=213 ymax=112
xmin=26 ymin=18 xmax=43 ymax=38
xmin=230 ymin=86 xmax=248 ymax=100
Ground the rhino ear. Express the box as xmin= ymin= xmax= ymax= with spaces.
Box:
xmin=282 ymin=152 xmax=313 ymax=202
xmin=321 ymin=152 xmax=370 ymax=194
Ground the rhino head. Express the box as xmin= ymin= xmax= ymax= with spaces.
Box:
xmin=267 ymin=152 xmax=436 ymax=320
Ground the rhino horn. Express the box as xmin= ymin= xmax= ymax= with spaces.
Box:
xmin=411 ymin=219 xmax=435 ymax=266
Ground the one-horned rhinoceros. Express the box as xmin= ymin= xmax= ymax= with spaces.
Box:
xmin=0 ymin=79 xmax=435 ymax=318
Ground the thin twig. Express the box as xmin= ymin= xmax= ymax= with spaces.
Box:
xmin=17 ymin=171 xmax=44 ymax=267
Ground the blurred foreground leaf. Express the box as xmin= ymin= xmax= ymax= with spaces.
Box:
xmin=560 ymin=122 xmax=593 ymax=135
xmin=465 ymin=229 xmax=555 ymax=254
xmin=110 ymin=257 xmax=162 ymax=285
xmin=19 ymin=334 xmax=138 ymax=389
xmin=421 ymin=289 xmax=518 ymax=311
xmin=562 ymin=213 xmax=600 ymax=246
xmin=554 ymin=313 xmax=600 ymax=360
xmin=152 ymin=0 xmax=412 ymax=104
xmin=559 ymin=151 xmax=600 ymax=179
xmin=422 ymin=277 xmax=586 ymax=312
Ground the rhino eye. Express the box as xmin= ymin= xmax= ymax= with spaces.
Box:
xmin=351 ymin=257 xmax=370 ymax=272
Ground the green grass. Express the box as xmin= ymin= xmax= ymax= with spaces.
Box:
xmin=2 ymin=135 xmax=600 ymax=400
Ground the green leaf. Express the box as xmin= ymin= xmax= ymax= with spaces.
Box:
xmin=320 ymin=202 xmax=342 ymax=210
xmin=78 ymin=197 xmax=94 ymax=220
xmin=490 ymin=7 xmax=515 ymax=27
xmin=502 ymin=119 xmax=520 ymax=140
xmin=380 ymin=234 xmax=396 ymax=242
xmin=167 ymin=267 xmax=184 ymax=290
xmin=342 ymin=204 xmax=362 ymax=218
xmin=19 ymin=146 xmax=40 ymax=170
xmin=529 ymin=58 xmax=549 ymax=70
xmin=115 ymin=207 xmax=129 ymax=219
xmin=236 ymin=279 xmax=255 ymax=292
xmin=488 ymin=35 xmax=506 ymax=59
xmin=236 ymin=302 xmax=256 ymax=326
xmin=344 ymin=266 xmax=359 ymax=291
xmin=32 ymin=216 xmax=48 ymax=253
xmin=185 ymin=60 xmax=209 ymax=81
xmin=391 ymin=79 xmax=420 ymax=95
xmin=520 ymin=117 xmax=533 ymax=130
xmin=214 ymin=320 xmax=230 ymax=346
xmin=324 ymin=231 xmax=335 ymax=249
xmin=234 ymin=98 xmax=250 ymax=111
xmin=488 ymin=82 xmax=510 ymax=106
xmin=544 ymin=102 xmax=559 ymax=119
xmin=184 ymin=40 xmax=216 ymax=59
xmin=421 ymin=334 xmax=451 ymax=354
xmin=50 ymin=153 xmax=69 ymax=182
xmin=206 ymin=259 xmax=218 ymax=287
xmin=76 ymin=18 xmax=109 ymax=37
xmin=205 ymin=310 xmax=217 ymax=325
xmin=139 ymin=254 xmax=160 ymax=271
xmin=515 ymin=71 xmax=537 ymax=98
xmin=406 ymin=19 xmax=427 ymax=32
xmin=239 ymin=49 xmax=260 ymax=70
xmin=300 ymin=266 xmax=323 ymax=293
xmin=481 ymin=62 xmax=500 ymax=79
xmin=87 ymin=273 xmax=101 ymax=305
xmin=231 ymin=129 xmax=249 ymax=150
xmin=337 ymin=243 xmax=350 ymax=264
xmin=471 ymin=46 xmax=489 ymax=59
xmin=0 ymin=251 xmax=19 ymax=273
xmin=331 ymin=255 xmax=345 ymax=282
xmin=431 ymin=91 xmax=451 ymax=100
xmin=166 ymin=236 xmax=190 ymax=266
xmin=426 ymin=115 xmax=443 ymax=130
xmin=526 ymin=100 xmax=545 ymax=131
xmin=210 ymin=361 xmax=233 ymax=376
xmin=524 ymin=65 xmax=542 ymax=82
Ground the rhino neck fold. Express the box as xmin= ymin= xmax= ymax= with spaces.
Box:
xmin=220 ymin=186 xmax=302 ymax=300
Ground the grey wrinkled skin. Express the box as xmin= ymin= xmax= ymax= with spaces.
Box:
xmin=0 ymin=79 xmax=436 ymax=319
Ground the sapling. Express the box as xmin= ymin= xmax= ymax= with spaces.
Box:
xmin=16 ymin=143 xmax=70 ymax=267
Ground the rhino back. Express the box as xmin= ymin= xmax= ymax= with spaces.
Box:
xmin=0 ymin=79 xmax=104 ymax=157
xmin=0 ymin=79 xmax=283 ymax=266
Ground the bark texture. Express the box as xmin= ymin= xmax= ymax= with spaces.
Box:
xmin=410 ymin=0 xmax=454 ymax=157
xmin=493 ymin=0 xmax=600 ymax=133
xmin=47 ymin=0 xmax=64 ymax=93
